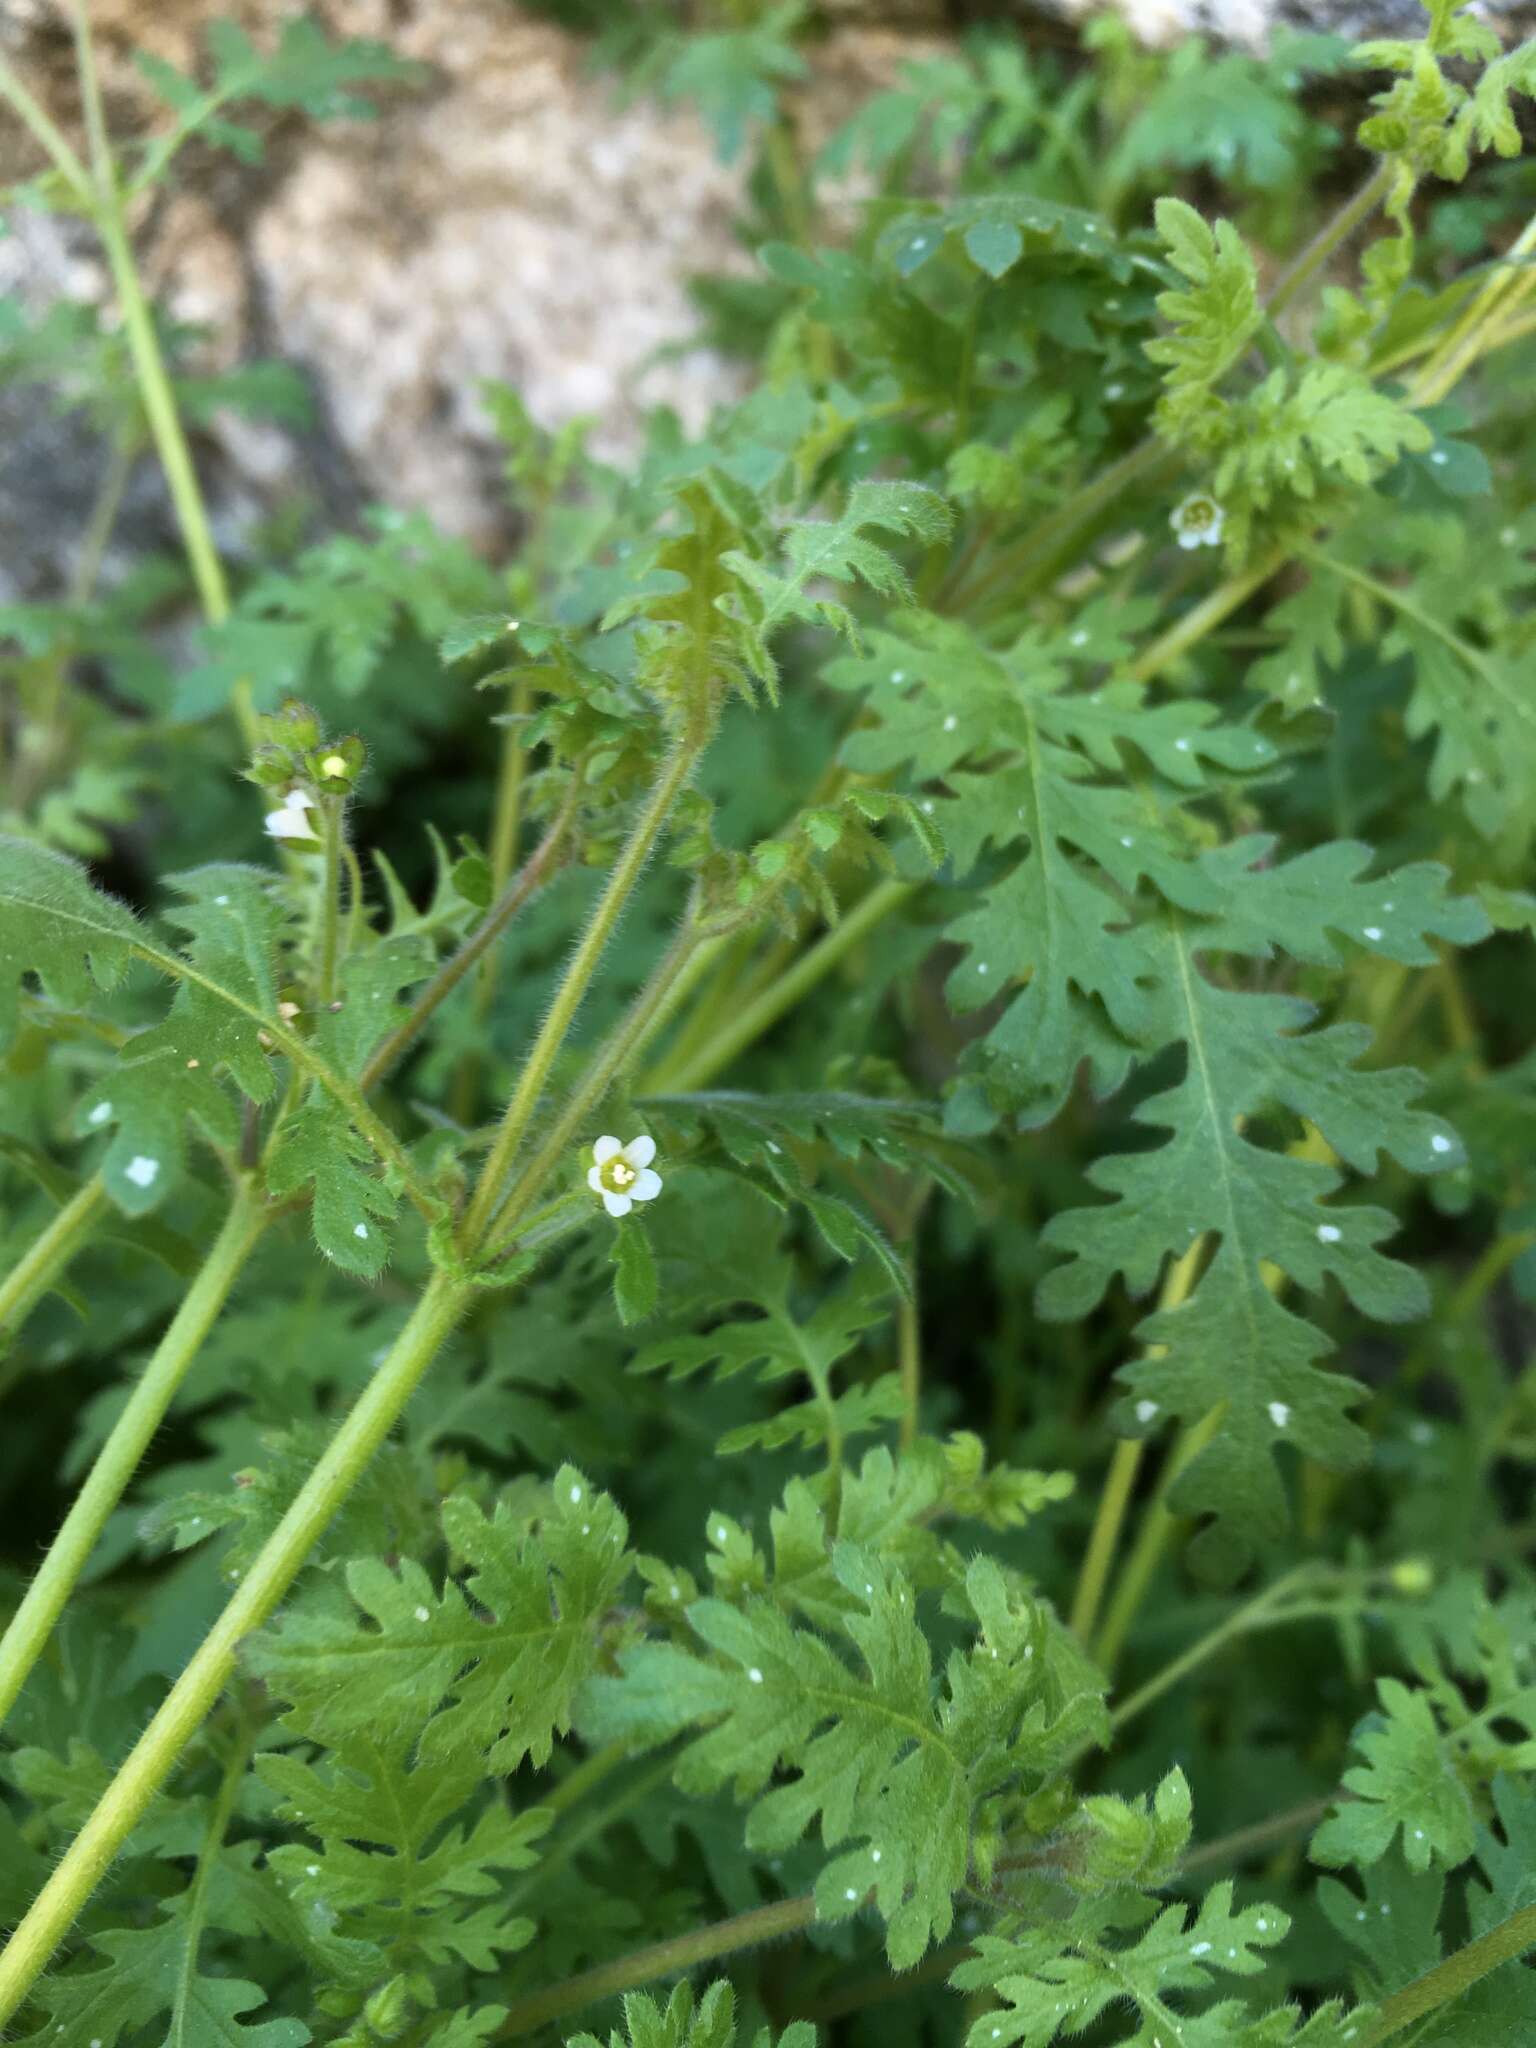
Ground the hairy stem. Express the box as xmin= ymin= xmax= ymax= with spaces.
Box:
xmin=316 ymin=798 xmax=344 ymax=1009
xmin=1092 ymin=1404 xmax=1225 ymax=1674
xmin=1124 ymin=553 xmax=1286 ymax=688
xmin=67 ymin=6 xmax=247 ymax=734
xmin=0 ymin=1267 xmax=473 ymax=2018
xmin=359 ymin=791 xmax=578 ymax=1093
xmin=1265 ymin=160 xmax=1395 ymax=319
xmin=897 ymin=1285 xmax=922 ymax=1452
xmin=461 ymin=736 xmax=700 ymax=1249
xmin=1069 ymin=1235 xmax=1204 ymax=1647
xmin=1408 ymin=208 xmax=1536 ymax=408
xmin=651 ymin=876 xmax=918 ymax=1095
xmin=169 ymin=1711 xmax=255 ymax=2036
xmin=69 ymin=428 xmax=138 ymax=607
xmin=1105 ymin=1565 xmax=1318 ymax=1736
xmin=0 ymin=1174 xmax=110 ymax=1346
xmin=1069 ymin=1439 xmax=1144 ymax=1646
xmin=497 ymin=1893 xmax=819 ymax=2039
xmin=0 ymin=52 xmax=91 ymax=200
xmin=504 ymin=1752 xmax=679 ymax=1916
xmin=0 ymin=1178 xmax=269 ymax=1733
xmin=1362 ymin=1900 xmax=1536 ymax=2044
xmin=645 ymin=925 xmax=761 ymax=1086
xmin=1173 ymin=1794 xmax=1335 ymax=1880
xmin=948 ymin=438 xmax=1170 ymax=620
xmin=488 ymin=684 xmax=531 ymax=926
xmin=455 ymin=683 xmax=534 ymax=1119
xmin=483 ymin=922 xmax=716 ymax=1257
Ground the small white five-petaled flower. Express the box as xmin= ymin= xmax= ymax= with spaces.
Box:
xmin=1170 ymin=492 xmax=1225 ymax=550
xmin=264 ymin=788 xmax=319 ymax=843
xmin=588 ymin=1134 xmax=663 ymax=1218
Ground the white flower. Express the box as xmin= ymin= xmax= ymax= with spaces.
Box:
xmin=587 ymin=1134 xmax=663 ymax=1218
xmin=1171 ymin=492 xmax=1225 ymax=550
xmin=263 ymin=788 xmax=319 ymax=843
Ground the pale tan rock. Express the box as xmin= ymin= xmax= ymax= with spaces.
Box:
xmin=2 ymin=1 xmax=757 ymax=545
xmin=245 ymin=9 xmax=751 ymax=540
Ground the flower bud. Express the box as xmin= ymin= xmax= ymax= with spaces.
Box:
xmin=1390 ymin=1557 xmax=1435 ymax=1597
xmin=307 ymin=734 xmax=367 ymax=792
xmin=362 ymin=1974 xmax=412 ymax=2038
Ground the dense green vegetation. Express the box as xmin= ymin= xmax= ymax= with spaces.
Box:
xmin=3 ymin=4 xmax=1536 ymax=2043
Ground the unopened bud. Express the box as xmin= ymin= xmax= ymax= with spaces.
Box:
xmin=1390 ymin=1558 xmax=1434 ymax=1597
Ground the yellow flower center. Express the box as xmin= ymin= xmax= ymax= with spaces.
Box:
xmin=601 ymin=1156 xmax=637 ymax=1192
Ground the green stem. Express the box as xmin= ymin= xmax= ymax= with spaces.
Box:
xmin=652 ymin=877 xmax=917 ymax=1095
xmin=482 ymin=922 xmax=716 ymax=1257
xmin=461 ymin=737 xmax=700 ymax=1249
xmin=361 ymin=791 xmax=577 ymax=1094
xmin=69 ymin=428 xmax=138 ymax=606
xmin=1070 ymin=1439 xmax=1144 ymax=1645
xmin=1092 ymin=1404 xmax=1225 ymax=1674
xmin=950 ymin=438 xmax=1169 ymax=619
xmin=1173 ymin=1794 xmax=1334 ymax=1880
xmin=1362 ymin=1901 xmax=1536 ymax=2045
xmin=646 ymin=925 xmax=760 ymax=1086
xmin=0 ymin=51 xmax=91 ymax=201
xmin=342 ymin=839 xmax=367 ymax=956
xmin=0 ymin=1178 xmax=269 ymax=1735
xmin=0 ymin=1174 xmax=110 ymax=1344
xmin=126 ymin=76 xmax=245 ymax=199
xmin=68 ymin=7 xmax=242 ymax=724
xmin=1408 ymin=207 xmax=1536 ymax=408
xmin=169 ymin=1712 xmax=254 ymax=2036
xmin=1070 ymin=1234 xmax=1205 ymax=1646
xmin=0 ymin=1267 xmax=472 ymax=2020
xmin=1296 ymin=546 xmax=1536 ymax=763
xmin=457 ymin=684 xmax=534 ymax=1118
xmin=1105 ymin=1565 xmax=1317 ymax=1737
xmin=505 ymin=1752 xmax=678 ymax=1916
xmin=1123 ymin=552 xmax=1285 ymax=688
xmin=1265 ymin=161 xmax=1395 ymax=320
xmin=316 ymin=798 xmax=344 ymax=1008
xmin=98 ymin=203 xmax=235 ymax=640
xmin=538 ymin=1741 xmax=631 ymax=1824
xmin=488 ymin=690 xmax=529 ymax=894
xmin=1475 ymin=297 xmax=1536 ymax=355
xmin=897 ymin=1285 xmax=922 ymax=1453
xmin=496 ymin=1893 xmax=819 ymax=2040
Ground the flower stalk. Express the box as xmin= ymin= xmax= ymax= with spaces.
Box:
xmin=0 ymin=1174 xmax=110 ymax=1349
xmin=460 ymin=734 xmax=701 ymax=1251
xmin=0 ymin=1266 xmax=473 ymax=2021
xmin=0 ymin=1177 xmax=270 ymax=1734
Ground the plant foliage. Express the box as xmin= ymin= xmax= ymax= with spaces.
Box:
xmin=1 ymin=3 xmax=1535 ymax=2045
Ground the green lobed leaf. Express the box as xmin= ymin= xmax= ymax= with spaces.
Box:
xmin=953 ymin=1880 xmax=1291 ymax=2046
xmin=581 ymin=1550 xmax=1108 ymax=1967
xmin=566 ymin=1980 xmax=816 ymax=2048
xmin=249 ymin=1469 xmax=631 ymax=1772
